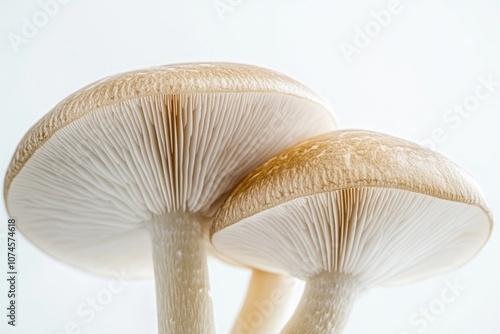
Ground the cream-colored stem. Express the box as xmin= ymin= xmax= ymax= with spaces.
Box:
xmin=232 ymin=270 xmax=296 ymax=334
xmin=280 ymin=272 xmax=357 ymax=334
xmin=147 ymin=213 xmax=215 ymax=334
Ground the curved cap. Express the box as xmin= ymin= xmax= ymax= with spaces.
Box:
xmin=211 ymin=130 xmax=492 ymax=285
xmin=4 ymin=62 xmax=336 ymax=278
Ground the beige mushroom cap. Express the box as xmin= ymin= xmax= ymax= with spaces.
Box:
xmin=5 ymin=62 xmax=330 ymax=199
xmin=212 ymin=130 xmax=492 ymax=285
xmin=4 ymin=63 xmax=335 ymax=278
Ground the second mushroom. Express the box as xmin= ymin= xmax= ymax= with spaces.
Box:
xmin=212 ymin=130 xmax=492 ymax=334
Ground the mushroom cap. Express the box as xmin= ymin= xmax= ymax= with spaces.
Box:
xmin=4 ymin=62 xmax=335 ymax=278
xmin=211 ymin=130 xmax=492 ymax=285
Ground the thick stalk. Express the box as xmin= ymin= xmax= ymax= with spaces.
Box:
xmin=147 ymin=213 xmax=215 ymax=334
xmin=232 ymin=270 xmax=296 ymax=334
xmin=280 ymin=272 xmax=358 ymax=334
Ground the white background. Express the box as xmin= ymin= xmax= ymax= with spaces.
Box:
xmin=1 ymin=0 xmax=499 ymax=333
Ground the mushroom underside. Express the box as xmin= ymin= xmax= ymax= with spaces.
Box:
xmin=7 ymin=92 xmax=333 ymax=278
xmin=212 ymin=187 xmax=490 ymax=285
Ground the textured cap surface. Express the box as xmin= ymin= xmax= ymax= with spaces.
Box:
xmin=212 ymin=130 xmax=492 ymax=235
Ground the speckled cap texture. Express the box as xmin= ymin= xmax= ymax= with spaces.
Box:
xmin=212 ymin=130 xmax=492 ymax=235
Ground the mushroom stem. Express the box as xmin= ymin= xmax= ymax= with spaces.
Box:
xmin=232 ymin=270 xmax=296 ymax=334
xmin=147 ymin=213 xmax=215 ymax=334
xmin=280 ymin=272 xmax=358 ymax=334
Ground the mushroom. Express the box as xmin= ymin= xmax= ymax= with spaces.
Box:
xmin=211 ymin=130 xmax=493 ymax=334
xmin=3 ymin=63 xmax=336 ymax=334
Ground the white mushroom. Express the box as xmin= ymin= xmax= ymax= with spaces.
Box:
xmin=211 ymin=130 xmax=493 ymax=334
xmin=4 ymin=63 xmax=336 ymax=334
